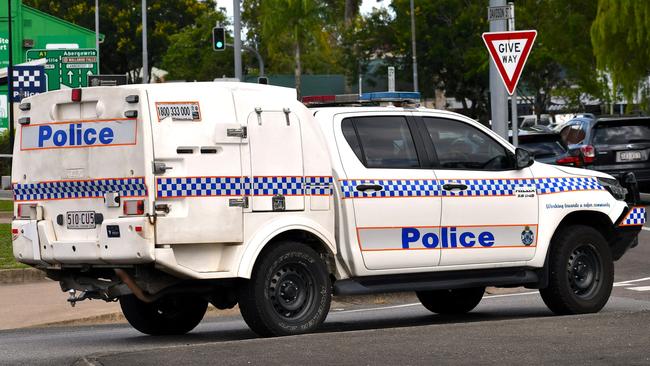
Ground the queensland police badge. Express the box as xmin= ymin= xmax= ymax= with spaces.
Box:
xmin=521 ymin=226 xmax=534 ymax=246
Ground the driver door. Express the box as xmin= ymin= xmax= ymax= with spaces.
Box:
xmin=416 ymin=115 xmax=538 ymax=266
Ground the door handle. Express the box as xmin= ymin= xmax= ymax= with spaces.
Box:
xmin=443 ymin=183 xmax=468 ymax=191
xmin=356 ymin=184 xmax=383 ymax=192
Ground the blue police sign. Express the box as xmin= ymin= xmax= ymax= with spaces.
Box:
xmin=12 ymin=65 xmax=47 ymax=102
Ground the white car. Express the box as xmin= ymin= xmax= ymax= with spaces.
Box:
xmin=11 ymin=84 xmax=644 ymax=337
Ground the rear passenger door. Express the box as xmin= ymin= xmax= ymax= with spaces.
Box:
xmin=337 ymin=114 xmax=441 ymax=271
xmin=416 ymin=115 xmax=538 ymax=266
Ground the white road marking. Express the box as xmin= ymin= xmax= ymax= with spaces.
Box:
xmin=333 ymin=276 xmax=650 ymax=314
xmin=641 ymin=227 xmax=650 ymax=232
xmin=628 ymin=286 xmax=650 ymax=292
xmin=613 ymin=277 xmax=650 ymax=287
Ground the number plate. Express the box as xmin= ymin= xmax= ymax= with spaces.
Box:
xmin=617 ymin=150 xmax=644 ymax=162
xmin=66 ymin=211 xmax=96 ymax=229
xmin=156 ymin=102 xmax=201 ymax=121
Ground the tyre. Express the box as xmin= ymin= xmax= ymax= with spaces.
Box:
xmin=119 ymin=294 xmax=208 ymax=335
xmin=238 ymin=241 xmax=332 ymax=337
xmin=540 ymin=225 xmax=614 ymax=315
xmin=416 ymin=287 xmax=485 ymax=314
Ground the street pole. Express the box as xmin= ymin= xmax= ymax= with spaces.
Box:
xmin=141 ymin=0 xmax=148 ymax=84
xmin=233 ymin=0 xmax=242 ymax=81
xmin=489 ymin=0 xmax=507 ymax=138
xmin=7 ymin=0 xmax=13 ymax=149
xmin=410 ymin=0 xmax=418 ymax=92
xmin=509 ymin=2 xmax=517 ymax=147
xmin=95 ymin=0 xmax=100 ymax=74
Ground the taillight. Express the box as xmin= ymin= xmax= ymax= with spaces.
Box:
xmin=580 ymin=145 xmax=595 ymax=164
xmin=556 ymin=156 xmax=582 ymax=166
xmin=71 ymin=88 xmax=82 ymax=102
xmin=17 ymin=204 xmax=37 ymax=219
xmin=123 ymin=200 xmax=145 ymax=215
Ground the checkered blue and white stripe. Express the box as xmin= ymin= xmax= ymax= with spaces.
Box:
xmin=340 ymin=179 xmax=439 ymax=198
xmin=305 ymin=177 xmax=334 ymax=196
xmin=534 ymin=177 xmax=603 ymax=194
xmin=157 ymin=177 xmax=246 ymax=198
xmin=340 ymin=177 xmax=604 ymax=198
xmin=439 ymin=179 xmax=520 ymax=197
xmin=155 ymin=176 xmax=333 ymax=198
xmin=621 ymin=207 xmax=646 ymax=226
xmin=13 ymin=178 xmax=147 ymax=201
xmin=13 ymin=69 xmax=42 ymax=88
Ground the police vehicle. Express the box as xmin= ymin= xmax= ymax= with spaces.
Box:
xmin=11 ymin=83 xmax=645 ymax=337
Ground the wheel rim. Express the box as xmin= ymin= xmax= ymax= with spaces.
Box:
xmin=567 ymin=244 xmax=602 ymax=299
xmin=268 ymin=263 xmax=316 ymax=319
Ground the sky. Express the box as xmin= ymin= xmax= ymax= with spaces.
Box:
xmin=216 ymin=0 xmax=390 ymax=22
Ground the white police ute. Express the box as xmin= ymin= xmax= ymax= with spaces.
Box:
xmin=11 ymin=84 xmax=645 ymax=337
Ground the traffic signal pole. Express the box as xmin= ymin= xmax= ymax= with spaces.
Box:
xmin=489 ymin=0 xmax=507 ymax=138
xmin=233 ymin=0 xmax=242 ymax=81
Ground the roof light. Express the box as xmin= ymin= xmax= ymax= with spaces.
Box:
xmin=71 ymin=88 xmax=82 ymax=102
xmin=359 ymin=91 xmax=421 ymax=102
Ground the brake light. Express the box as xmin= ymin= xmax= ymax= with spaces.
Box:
xmin=580 ymin=145 xmax=595 ymax=164
xmin=556 ymin=156 xmax=582 ymax=166
xmin=123 ymin=200 xmax=145 ymax=215
xmin=71 ymin=88 xmax=82 ymax=102
xmin=17 ymin=204 xmax=37 ymax=219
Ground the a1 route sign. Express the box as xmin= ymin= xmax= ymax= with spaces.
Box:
xmin=25 ymin=49 xmax=98 ymax=90
xmin=482 ymin=30 xmax=537 ymax=95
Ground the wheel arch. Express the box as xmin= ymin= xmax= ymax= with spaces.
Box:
xmin=237 ymin=218 xmax=337 ymax=279
xmin=552 ymin=210 xmax=616 ymax=247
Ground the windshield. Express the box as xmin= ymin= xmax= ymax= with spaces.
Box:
xmin=593 ymin=123 xmax=650 ymax=145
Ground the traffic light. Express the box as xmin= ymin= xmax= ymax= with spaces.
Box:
xmin=212 ymin=27 xmax=226 ymax=51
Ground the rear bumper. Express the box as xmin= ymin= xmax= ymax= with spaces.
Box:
xmin=592 ymin=166 xmax=650 ymax=183
xmin=12 ymin=217 xmax=154 ymax=266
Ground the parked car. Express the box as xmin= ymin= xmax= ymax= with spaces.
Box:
xmin=555 ymin=115 xmax=650 ymax=186
xmin=511 ymin=131 xmax=571 ymax=165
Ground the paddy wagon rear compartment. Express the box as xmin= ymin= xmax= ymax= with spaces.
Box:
xmin=12 ymin=87 xmax=155 ymax=266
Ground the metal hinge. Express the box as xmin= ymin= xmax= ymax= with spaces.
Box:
xmin=227 ymin=126 xmax=247 ymax=138
xmin=228 ymin=197 xmax=249 ymax=208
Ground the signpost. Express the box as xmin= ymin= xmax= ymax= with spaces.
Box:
xmin=25 ymin=49 xmax=99 ymax=90
xmin=482 ymin=30 xmax=537 ymax=95
xmin=388 ymin=66 xmax=395 ymax=92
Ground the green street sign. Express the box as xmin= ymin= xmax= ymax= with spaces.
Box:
xmin=25 ymin=49 xmax=99 ymax=90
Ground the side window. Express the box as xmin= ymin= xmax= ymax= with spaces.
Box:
xmin=422 ymin=117 xmax=512 ymax=170
xmin=341 ymin=116 xmax=420 ymax=169
xmin=565 ymin=124 xmax=586 ymax=145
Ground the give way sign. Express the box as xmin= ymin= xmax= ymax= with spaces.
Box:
xmin=482 ymin=30 xmax=537 ymax=95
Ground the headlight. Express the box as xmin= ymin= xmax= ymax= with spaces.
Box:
xmin=598 ymin=177 xmax=627 ymax=201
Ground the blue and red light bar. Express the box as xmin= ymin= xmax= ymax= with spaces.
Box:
xmin=302 ymin=91 xmax=421 ymax=106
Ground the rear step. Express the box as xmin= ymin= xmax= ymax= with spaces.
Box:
xmin=333 ymin=267 xmax=541 ymax=295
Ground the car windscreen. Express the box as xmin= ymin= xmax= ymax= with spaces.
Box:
xmin=593 ymin=122 xmax=650 ymax=145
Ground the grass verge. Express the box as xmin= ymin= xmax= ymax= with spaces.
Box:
xmin=0 ymin=223 xmax=26 ymax=269
xmin=0 ymin=200 xmax=12 ymax=212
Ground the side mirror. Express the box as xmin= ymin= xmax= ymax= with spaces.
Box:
xmin=515 ymin=147 xmax=534 ymax=169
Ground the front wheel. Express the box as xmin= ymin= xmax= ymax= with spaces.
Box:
xmin=416 ymin=287 xmax=485 ymax=314
xmin=540 ymin=225 xmax=613 ymax=315
xmin=238 ymin=241 xmax=332 ymax=337
xmin=119 ymin=294 xmax=208 ymax=335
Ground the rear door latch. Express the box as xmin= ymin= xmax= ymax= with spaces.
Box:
xmin=228 ymin=197 xmax=249 ymax=208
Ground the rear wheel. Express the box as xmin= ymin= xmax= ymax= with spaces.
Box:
xmin=540 ymin=225 xmax=613 ymax=315
xmin=238 ymin=241 xmax=332 ymax=337
xmin=119 ymin=294 xmax=208 ymax=335
xmin=416 ymin=287 xmax=485 ymax=314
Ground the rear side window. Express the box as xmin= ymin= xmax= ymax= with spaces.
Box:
xmin=593 ymin=123 xmax=650 ymax=145
xmin=561 ymin=124 xmax=586 ymax=145
xmin=341 ymin=116 xmax=420 ymax=169
xmin=422 ymin=117 xmax=512 ymax=170
xmin=520 ymin=140 xmax=567 ymax=159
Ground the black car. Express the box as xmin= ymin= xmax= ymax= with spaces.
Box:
xmin=555 ymin=116 xmax=650 ymax=185
xmin=511 ymin=130 xmax=570 ymax=165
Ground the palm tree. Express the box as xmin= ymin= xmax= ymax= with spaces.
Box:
xmin=259 ymin=0 xmax=328 ymax=98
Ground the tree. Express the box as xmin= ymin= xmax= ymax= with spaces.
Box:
xmin=249 ymin=0 xmax=337 ymax=97
xmin=591 ymin=1 xmax=650 ymax=110
xmin=24 ymin=0 xmax=218 ymax=82
xmin=160 ymin=11 xmax=233 ymax=81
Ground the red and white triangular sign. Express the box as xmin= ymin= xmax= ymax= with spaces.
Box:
xmin=482 ymin=30 xmax=537 ymax=95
